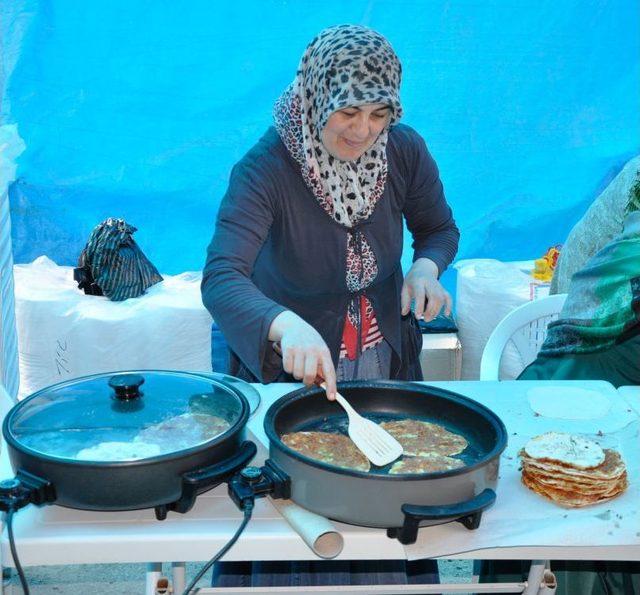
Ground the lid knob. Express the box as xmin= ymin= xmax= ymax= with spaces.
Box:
xmin=109 ymin=374 xmax=145 ymax=400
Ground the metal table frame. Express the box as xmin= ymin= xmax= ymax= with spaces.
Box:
xmin=149 ymin=560 xmax=557 ymax=594
xmin=1 ymin=556 xmax=554 ymax=595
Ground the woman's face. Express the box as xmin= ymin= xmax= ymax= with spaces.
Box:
xmin=321 ymin=103 xmax=391 ymax=161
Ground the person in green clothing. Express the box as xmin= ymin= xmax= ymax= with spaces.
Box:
xmin=481 ymin=208 xmax=640 ymax=594
xmin=519 ymin=208 xmax=640 ymax=388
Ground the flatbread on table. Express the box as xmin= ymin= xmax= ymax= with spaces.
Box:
xmin=379 ymin=419 xmax=468 ymax=457
xmin=281 ymin=431 xmax=370 ymax=472
xmin=389 ymin=454 xmax=464 ymax=475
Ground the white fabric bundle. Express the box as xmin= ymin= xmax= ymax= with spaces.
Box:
xmin=15 ymin=256 xmax=212 ymax=398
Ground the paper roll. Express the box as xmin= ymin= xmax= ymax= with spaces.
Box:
xmin=269 ymin=498 xmax=344 ymax=559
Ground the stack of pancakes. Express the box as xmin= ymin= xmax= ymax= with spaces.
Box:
xmin=519 ymin=432 xmax=628 ymax=507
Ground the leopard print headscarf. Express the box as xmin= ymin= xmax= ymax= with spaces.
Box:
xmin=274 ymin=24 xmax=402 ymax=228
xmin=274 ymin=25 xmax=402 ymax=313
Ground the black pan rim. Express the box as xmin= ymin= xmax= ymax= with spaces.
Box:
xmin=264 ymin=380 xmax=508 ymax=481
xmin=2 ymin=369 xmax=250 ymax=467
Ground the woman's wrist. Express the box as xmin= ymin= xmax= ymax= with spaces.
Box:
xmin=268 ymin=310 xmax=301 ymax=342
xmin=412 ymin=257 xmax=440 ymax=279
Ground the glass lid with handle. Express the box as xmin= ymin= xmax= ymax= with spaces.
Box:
xmin=3 ymin=370 xmax=248 ymax=463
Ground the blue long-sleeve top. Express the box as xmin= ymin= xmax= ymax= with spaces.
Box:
xmin=202 ymin=124 xmax=459 ymax=382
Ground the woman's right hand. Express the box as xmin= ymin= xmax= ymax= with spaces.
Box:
xmin=269 ymin=311 xmax=337 ymax=400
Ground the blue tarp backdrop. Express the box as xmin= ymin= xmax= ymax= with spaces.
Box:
xmin=1 ymin=1 xmax=639 ymax=289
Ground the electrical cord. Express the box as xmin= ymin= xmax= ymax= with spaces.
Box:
xmin=181 ymin=498 xmax=254 ymax=595
xmin=6 ymin=510 xmax=29 ymax=595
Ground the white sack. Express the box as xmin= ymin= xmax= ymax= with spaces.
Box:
xmin=455 ymin=259 xmax=548 ymax=380
xmin=15 ymin=256 xmax=212 ymax=398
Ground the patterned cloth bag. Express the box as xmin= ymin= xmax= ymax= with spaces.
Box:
xmin=73 ymin=218 xmax=163 ymax=301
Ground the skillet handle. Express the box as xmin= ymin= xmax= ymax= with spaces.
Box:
xmin=387 ymin=488 xmax=496 ymax=545
xmin=183 ymin=440 xmax=257 ymax=489
xmin=155 ymin=441 xmax=257 ymax=519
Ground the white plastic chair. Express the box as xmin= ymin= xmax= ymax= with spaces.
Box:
xmin=479 ymin=293 xmax=568 ymax=380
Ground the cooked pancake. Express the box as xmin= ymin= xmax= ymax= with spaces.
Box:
xmin=523 ymin=432 xmax=604 ymax=469
xmin=281 ymin=431 xmax=370 ymax=472
xmin=380 ymin=419 xmax=468 ymax=457
xmin=522 ymin=470 xmax=627 ymax=508
xmin=525 ymin=469 xmax=620 ymax=491
xmin=136 ymin=413 xmax=230 ymax=451
xmin=520 ymin=448 xmax=625 ymax=481
xmin=389 ymin=454 xmax=464 ymax=475
xmin=525 ymin=467 xmax=626 ymax=494
xmin=76 ymin=441 xmax=162 ymax=461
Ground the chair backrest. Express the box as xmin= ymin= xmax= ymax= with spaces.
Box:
xmin=479 ymin=293 xmax=568 ymax=380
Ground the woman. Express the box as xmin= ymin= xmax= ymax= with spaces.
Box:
xmin=202 ymin=24 xmax=458 ymax=401
xmin=201 ymin=24 xmax=458 ymax=588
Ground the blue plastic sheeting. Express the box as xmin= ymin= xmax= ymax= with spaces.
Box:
xmin=2 ymin=1 xmax=639 ymax=281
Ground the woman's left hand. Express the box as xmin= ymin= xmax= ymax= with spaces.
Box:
xmin=401 ymin=258 xmax=452 ymax=322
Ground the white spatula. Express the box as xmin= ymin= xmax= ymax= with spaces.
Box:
xmin=320 ymin=382 xmax=404 ymax=467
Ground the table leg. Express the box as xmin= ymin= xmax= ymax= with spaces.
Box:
xmin=146 ymin=562 xmax=163 ymax=595
xmin=471 ymin=559 xmax=481 ymax=583
xmin=1 ymin=569 xmax=17 ymax=595
xmin=523 ymin=560 xmax=557 ymax=595
xmin=172 ymin=561 xmax=186 ymax=594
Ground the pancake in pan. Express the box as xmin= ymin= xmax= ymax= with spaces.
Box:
xmin=76 ymin=441 xmax=162 ymax=461
xmin=136 ymin=413 xmax=231 ymax=451
xmin=380 ymin=419 xmax=468 ymax=457
xmin=281 ymin=431 xmax=370 ymax=472
xmin=389 ymin=454 xmax=465 ymax=475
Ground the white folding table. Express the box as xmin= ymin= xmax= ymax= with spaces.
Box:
xmin=0 ymin=381 xmax=637 ymax=594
